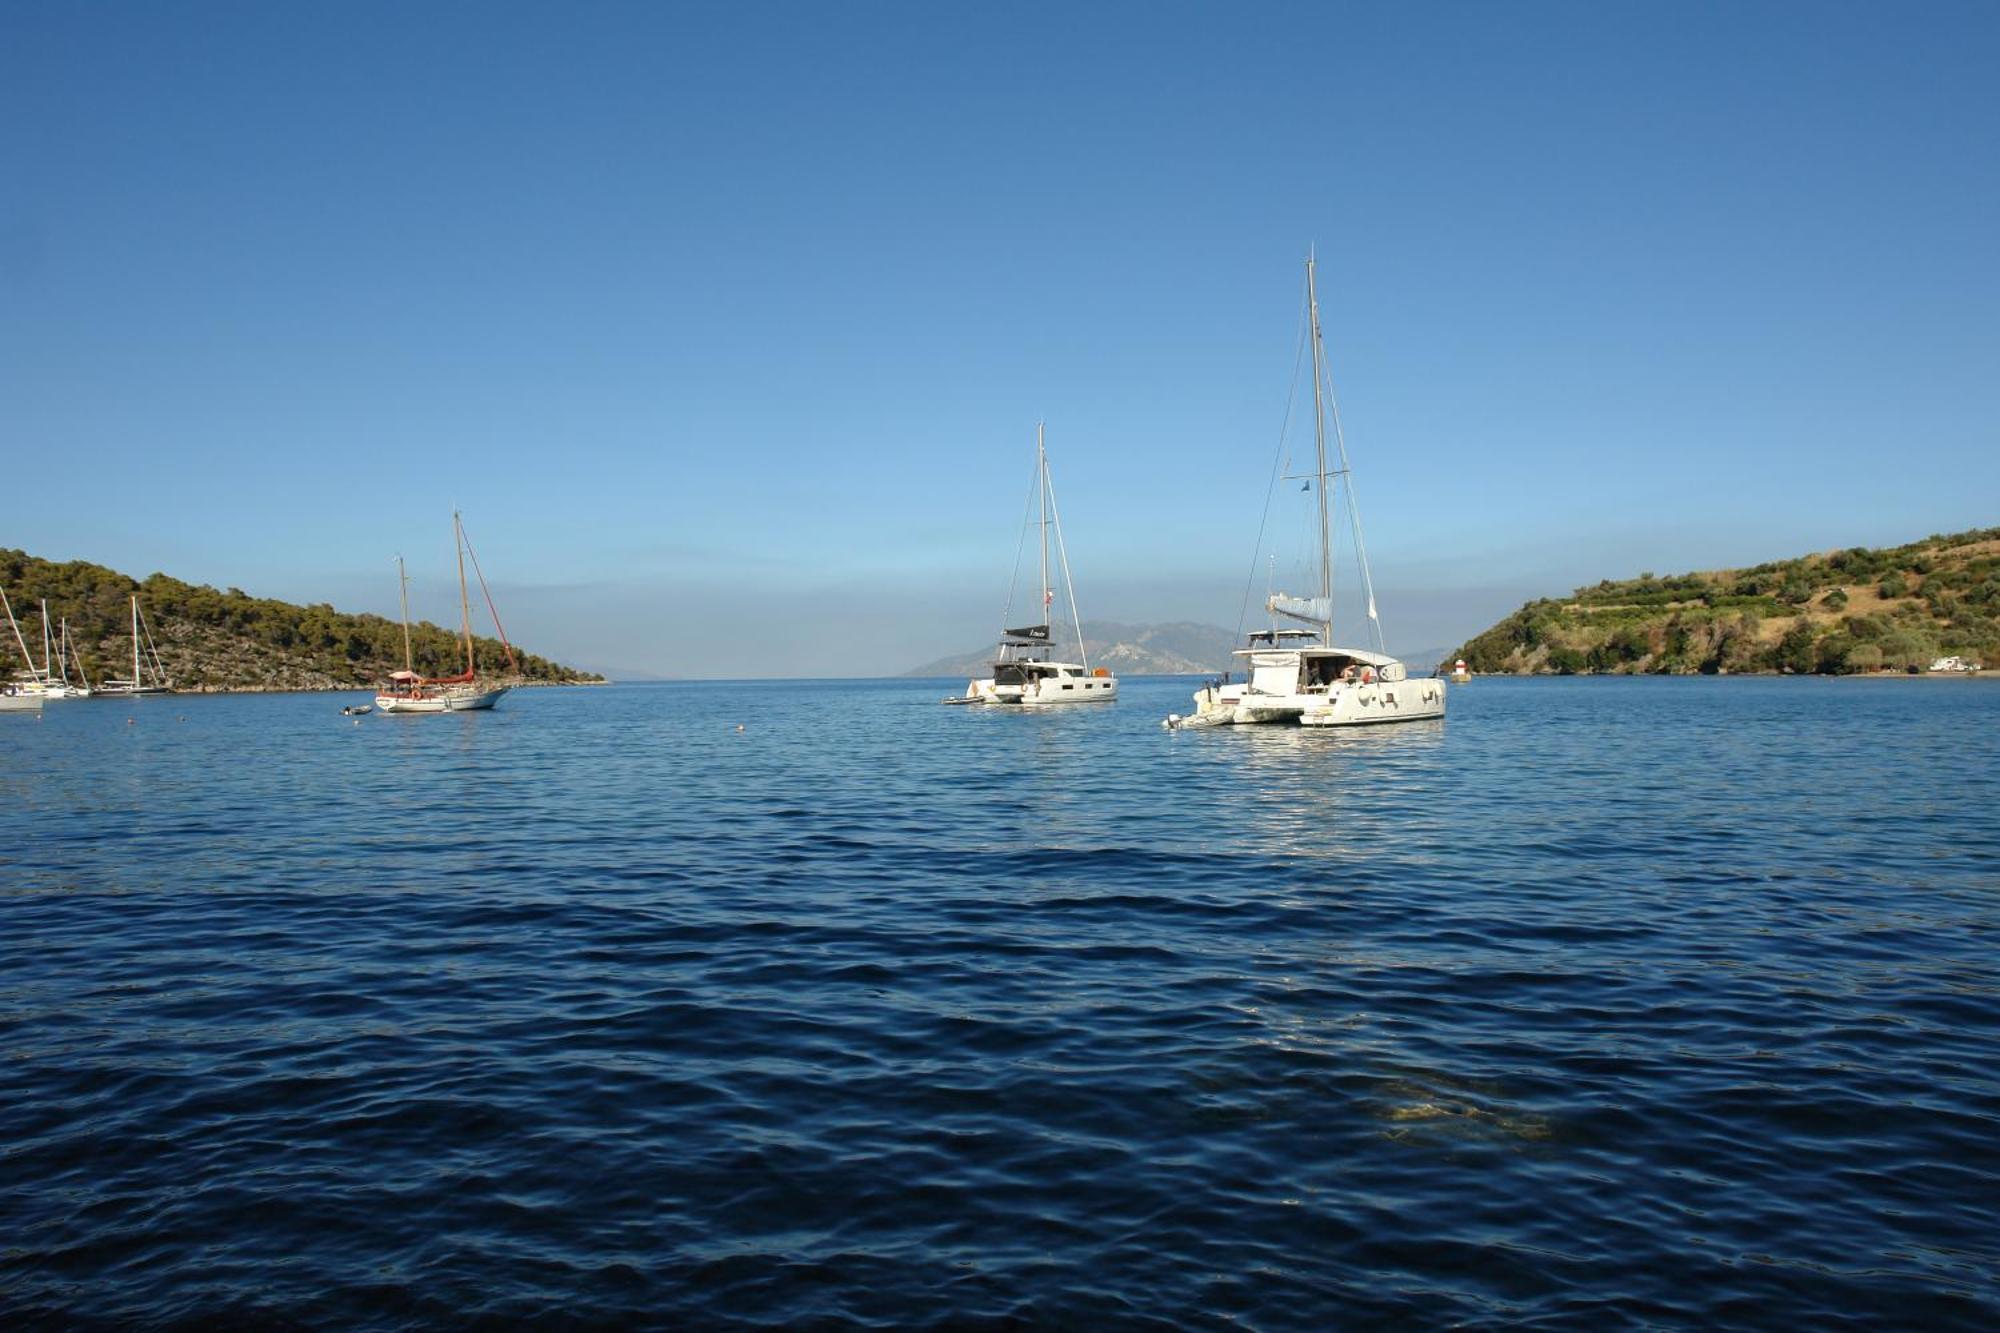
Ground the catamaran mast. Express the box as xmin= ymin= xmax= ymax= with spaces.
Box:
xmin=454 ymin=511 xmax=474 ymax=677
xmin=397 ymin=555 xmax=414 ymax=674
xmin=1306 ymin=251 xmax=1334 ymax=649
xmin=1038 ymin=422 xmax=1051 ymax=631
xmin=1039 ymin=431 xmax=1092 ymax=674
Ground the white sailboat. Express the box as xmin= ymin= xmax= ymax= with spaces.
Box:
xmin=1 ymin=588 xmax=44 ymax=710
xmin=376 ymin=513 xmax=517 ymax=714
xmin=96 ymin=596 xmax=172 ymax=696
xmin=31 ymin=603 xmax=93 ymax=698
xmin=1 ymin=587 xmax=87 ymax=700
xmin=951 ymin=423 xmax=1117 ymax=706
xmin=1166 ymin=253 xmax=1444 ymax=730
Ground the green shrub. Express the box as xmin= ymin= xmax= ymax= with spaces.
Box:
xmin=1878 ymin=571 xmax=1909 ymax=598
xmin=1775 ymin=621 xmax=1817 ymax=673
xmin=1546 ymin=646 xmax=1586 ymax=675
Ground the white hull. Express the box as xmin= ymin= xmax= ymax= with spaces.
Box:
xmin=445 ymin=687 xmax=508 ymax=711
xmin=376 ymin=684 xmax=510 ymax=713
xmin=376 ymin=694 xmax=450 ymax=713
xmin=1167 ymin=647 xmax=1444 ymax=730
xmin=0 ymin=691 xmax=43 ymax=711
xmin=961 ymin=672 xmax=1117 ymax=706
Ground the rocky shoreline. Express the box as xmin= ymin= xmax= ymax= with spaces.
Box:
xmin=167 ymin=678 xmax=615 ymax=696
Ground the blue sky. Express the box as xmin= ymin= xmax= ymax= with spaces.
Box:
xmin=4 ymin=2 xmax=1996 ymax=675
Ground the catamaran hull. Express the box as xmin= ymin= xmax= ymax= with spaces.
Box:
xmin=1299 ymin=678 xmax=1445 ymax=725
xmin=1167 ymin=677 xmax=1444 ymax=729
xmin=958 ymin=677 xmax=1117 ymax=705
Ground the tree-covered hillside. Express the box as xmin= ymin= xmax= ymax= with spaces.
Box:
xmin=1 ymin=550 xmax=602 ymax=691
xmin=1456 ymin=527 xmax=1999 ymax=676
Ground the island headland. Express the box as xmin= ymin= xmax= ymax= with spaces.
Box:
xmin=1 ymin=549 xmax=604 ymax=693
xmin=1455 ymin=527 xmax=1998 ymax=676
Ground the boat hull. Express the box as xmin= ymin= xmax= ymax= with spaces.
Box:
xmin=376 ymin=694 xmax=451 ymax=713
xmin=1168 ymin=675 xmax=1444 ymax=729
xmin=958 ymin=675 xmax=1117 ymax=705
xmin=376 ymin=684 xmax=510 ymax=713
xmin=445 ymin=687 xmax=509 ymax=711
xmin=0 ymin=691 xmax=43 ymax=711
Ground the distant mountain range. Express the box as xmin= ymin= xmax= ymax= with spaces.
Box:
xmin=906 ymin=620 xmax=1241 ymax=677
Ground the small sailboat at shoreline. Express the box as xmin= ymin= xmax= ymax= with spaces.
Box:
xmin=3 ymin=586 xmax=115 ymax=699
xmin=1166 ymin=252 xmax=1443 ymax=731
xmin=376 ymin=512 xmax=518 ymax=714
xmin=950 ymin=423 xmax=1117 ymax=706
xmin=96 ymin=596 xmax=173 ymax=696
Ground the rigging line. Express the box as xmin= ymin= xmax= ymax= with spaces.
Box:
xmin=999 ymin=455 xmax=1041 ymax=630
xmin=1235 ymin=279 xmax=1314 ymax=641
xmin=1041 ymin=456 xmax=1090 ymax=673
xmin=459 ymin=521 xmax=519 ymax=672
xmin=137 ymin=602 xmax=168 ymax=682
xmin=1315 ymin=301 xmax=1385 ymax=653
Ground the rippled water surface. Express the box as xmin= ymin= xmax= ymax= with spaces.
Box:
xmin=4 ymin=676 xmax=1998 ymax=1327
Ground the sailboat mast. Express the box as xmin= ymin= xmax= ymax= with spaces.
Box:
xmin=0 ymin=588 xmax=32 ymax=676
xmin=41 ymin=600 xmax=54 ymax=682
xmin=397 ymin=555 xmax=414 ymax=674
xmin=131 ymin=596 xmax=140 ymax=688
xmin=1037 ymin=422 xmax=1051 ymax=629
xmin=1306 ymin=252 xmax=1333 ymax=648
xmin=63 ymin=620 xmax=89 ymax=690
xmin=454 ymin=512 xmax=474 ymax=676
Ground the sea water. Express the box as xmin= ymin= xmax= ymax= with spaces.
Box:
xmin=2 ymin=676 xmax=1997 ymax=1326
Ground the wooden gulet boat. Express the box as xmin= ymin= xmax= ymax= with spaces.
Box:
xmin=376 ymin=513 xmax=519 ymax=714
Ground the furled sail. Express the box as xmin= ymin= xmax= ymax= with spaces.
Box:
xmin=1003 ymin=624 xmax=1052 ymax=641
xmin=1267 ymin=594 xmax=1331 ymax=624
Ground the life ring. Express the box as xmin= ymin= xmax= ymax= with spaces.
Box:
xmin=1360 ymin=667 xmax=1376 ymax=684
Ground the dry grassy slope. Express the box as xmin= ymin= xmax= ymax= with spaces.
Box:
xmin=1455 ymin=529 xmax=2000 ymax=675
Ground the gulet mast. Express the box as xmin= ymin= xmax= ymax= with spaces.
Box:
xmin=396 ymin=555 xmax=414 ymax=675
xmin=454 ymin=511 xmax=474 ymax=678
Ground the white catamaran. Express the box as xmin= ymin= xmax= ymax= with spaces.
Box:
xmin=950 ymin=423 xmax=1117 ymax=706
xmin=376 ymin=512 xmax=518 ymax=714
xmin=1166 ymin=253 xmax=1444 ymax=731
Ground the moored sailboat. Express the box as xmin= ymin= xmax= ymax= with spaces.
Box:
xmin=376 ymin=513 xmax=518 ymax=714
xmin=952 ymin=423 xmax=1117 ymax=706
xmin=1166 ymin=253 xmax=1443 ymax=730
xmin=96 ymin=596 xmax=173 ymax=696
xmin=2 ymin=587 xmax=105 ymax=699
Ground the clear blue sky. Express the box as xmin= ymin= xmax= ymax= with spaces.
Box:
xmin=4 ymin=2 xmax=1995 ymax=675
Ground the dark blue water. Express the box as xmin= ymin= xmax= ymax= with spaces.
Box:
xmin=3 ymin=676 xmax=1997 ymax=1328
